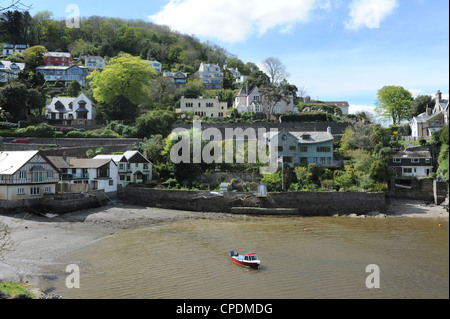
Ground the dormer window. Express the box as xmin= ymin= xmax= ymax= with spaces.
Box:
xmin=55 ymin=101 xmax=64 ymax=109
xmin=303 ymin=134 xmax=311 ymax=140
xmin=282 ymin=134 xmax=287 ymax=141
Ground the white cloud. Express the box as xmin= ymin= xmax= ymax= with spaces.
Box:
xmin=349 ymin=104 xmax=376 ymax=115
xmin=345 ymin=0 xmax=397 ymax=30
xmin=149 ymin=0 xmax=329 ymax=43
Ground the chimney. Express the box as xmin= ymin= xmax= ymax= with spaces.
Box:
xmin=426 ymin=105 xmax=431 ymax=116
xmin=437 ymin=90 xmax=442 ymax=102
xmin=327 ymin=126 xmax=332 ymax=135
xmin=63 ymin=152 xmax=67 ymax=162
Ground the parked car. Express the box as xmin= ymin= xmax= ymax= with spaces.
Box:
xmin=10 ymin=139 xmax=30 ymax=144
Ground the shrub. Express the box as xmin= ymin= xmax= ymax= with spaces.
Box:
xmin=66 ymin=130 xmax=84 ymax=138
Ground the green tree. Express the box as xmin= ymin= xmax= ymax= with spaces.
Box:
xmin=260 ymin=170 xmax=283 ymax=192
xmin=98 ymin=95 xmax=139 ymax=122
xmin=22 ymin=45 xmax=47 ymax=70
xmin=374 ymin=85 xmax=413 ymax=125
xmin=88 ymin=53 xmax=157 ymax=106
xmin=369 ymin=146 xmax=392 ymax=183
xmin=135 ymin=109 xmax=178 ymax=138
xmin=66 ymin=80 xmax=81 ymax=97
xmin=409 ymin=95 xmax=435 ymax=118
xmin=259 ymin=79 xmax=291 ymax=120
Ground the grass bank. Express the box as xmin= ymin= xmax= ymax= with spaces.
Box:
xmin=0 ymin=282 xmax=38 ymax=298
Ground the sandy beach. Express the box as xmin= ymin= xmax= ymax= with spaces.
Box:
xmin=0 ymin=199 xmax=448 ymax=289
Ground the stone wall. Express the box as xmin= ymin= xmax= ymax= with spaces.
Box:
xmin=119 ymin=188 xmax=387 ymax=216
xmin=388 ymin=178 xmax=442 ymax=202
xmin=172 ymin=122 xmax=351 ymax=136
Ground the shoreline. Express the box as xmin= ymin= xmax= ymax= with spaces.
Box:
xmin=0 ymin=199 xmax=448 ymax=288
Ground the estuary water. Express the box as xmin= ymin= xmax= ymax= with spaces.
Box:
xmin=43 ymin=215 xmax=449 ymax=299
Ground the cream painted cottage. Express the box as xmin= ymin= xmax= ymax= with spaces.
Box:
xmin=0 ymin=151 xmax=60 ymax=201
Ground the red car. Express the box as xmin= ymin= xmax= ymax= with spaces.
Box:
xmin=10 ymin=139 xmax=30 ymax=144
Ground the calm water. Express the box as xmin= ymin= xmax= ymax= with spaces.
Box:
xmin=42 ymin=215 xmax=449 ymax=299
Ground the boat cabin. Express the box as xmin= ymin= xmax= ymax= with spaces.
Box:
xmin=244 ymin=253 xmax=259 ymax=261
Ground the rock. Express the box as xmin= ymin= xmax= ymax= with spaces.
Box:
xmin=0 ymin=291 xmax=11 ymax=299
xmin=10 ymin=294 xmax=33 ymax=299
xmin=45 ymin=293 xmax=63 ymax=299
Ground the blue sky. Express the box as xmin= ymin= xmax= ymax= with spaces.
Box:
xmin=28 ymin=0 xmax=449 ymax=118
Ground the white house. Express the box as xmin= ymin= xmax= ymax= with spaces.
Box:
xmin=410 ymin=90 xmax=449 ymax=138
xmin=45 ymin=93 xmax=97 ymax=126
xmin=197 ymin=62 xmax=223 ymax=89
xmin=224 ymin=65 xmax=247 ymax=85
xmin=234 ymin=84 xmax=295 ymax=116
xmin=2 ymin=44 xmax=29 ymax=56
xmin=85 ymin=56 xmax=106 ymax=70
xmin=180 ymin=96 xmax=228 ymax=118
xmin=145 ymin=60 xmax=162 ymax=73
xmin=0 ymin=151 xmax=60 ymax=201
xmin=323 ymin=101 xmax=350 ymax=115
xmin=94 ymin=151 xmax=153 ymax=187
xmin=0 ymin=60 xmax=25 ymax=83
xmin=66 ymin=158 xmax=118 ymax=193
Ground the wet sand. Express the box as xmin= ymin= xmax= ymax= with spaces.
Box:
xmin=0 ymin=199 xmax=448 ymax=287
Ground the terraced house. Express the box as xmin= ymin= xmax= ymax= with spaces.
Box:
xmin=94 ymin=151 xmax=153 ymax=188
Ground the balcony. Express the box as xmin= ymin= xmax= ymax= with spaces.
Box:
xmin=61 ymin=173 xmax=89 ymax=180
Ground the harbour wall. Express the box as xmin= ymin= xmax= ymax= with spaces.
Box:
xmin=118 ymin=188 xmax=387 ymax=216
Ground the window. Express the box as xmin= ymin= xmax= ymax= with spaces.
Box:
xmin=109 ymin=180 xmax=114 ymax=186
xmin=19 ymin=170 xmax=27 ymax=180
xmin=277 ymin=146 xmax=283 ymax=152
xmin=45 ymin=187 xmax=52 ymax=194
xmin=289 ymin=146 xmax=296 ymax=151
xmin=411 ymin=159 xmax=419 ymax=163
xmin=425 ymin=159 xmax=431 ymax=163
xmin=320 ymin=157 xmax=326 ymax=165
xmin=299 ymin=146 xmax=308 ymax=153
xmin=393 ymin=158 xmax=401 ymax=163
xmin=403 ymin=168 xmax=412 ymax=174
xmin=30 ymin=187 xmax=40 ymax=196
xmin=120 ymin=175 xmax=125 ymax=181
xmin=317 ymin=146 xmax=331 ymax=153
xmin=300 ymin=158 xmax=308 ymax=166
xmin=282 ymin=135 xmax=287 ymax=141
xmin=17 ymin=188 xmax=25 ymax=195
xmin=32 ymin=171 xmax=45 ymax=183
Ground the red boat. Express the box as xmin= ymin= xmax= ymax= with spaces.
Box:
xmin=230 ymin=251 xmax=260 ymax=269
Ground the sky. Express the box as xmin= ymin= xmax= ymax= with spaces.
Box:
xmin=27 ymin=0 xmax=449 ymax=119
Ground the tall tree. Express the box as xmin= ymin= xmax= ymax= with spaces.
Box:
xmin=22 ymin=45 xmax=47 ymax=70
xmin=259 ymin=79 xmax=291 ymax=120
xmin=262 ymin=57 xmax=289 ymax=83
xmin=88 ymin=53 xmax=157 ymax=106
xmin=374 ymin=85 xmax=413 ymax=125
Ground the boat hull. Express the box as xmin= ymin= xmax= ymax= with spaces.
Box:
xmin=231 ymin=257 xmax=260 ymax=269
